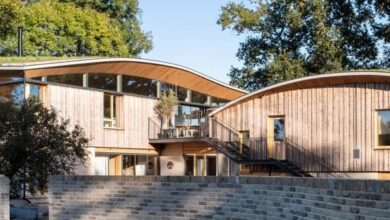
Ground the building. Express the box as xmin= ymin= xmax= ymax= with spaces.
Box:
xmin=0 ymin=58 xmax=247 ymax=177
xmin=0 ymin=59 xmax=389 ymax=179
xmin=209 ymin=71 xmax=390 ymax=179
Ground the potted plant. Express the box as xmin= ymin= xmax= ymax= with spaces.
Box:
xmin=154 ymin=89 xmax=178 ymax=138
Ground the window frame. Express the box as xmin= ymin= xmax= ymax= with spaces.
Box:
xmin=375 ymin=109 xmax=390 ymax=149
xmin=103 ymin=93 xmax=122 ymax=129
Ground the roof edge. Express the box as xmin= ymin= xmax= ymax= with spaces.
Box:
xmin=209 ymin=70 xmax=390 ymax=116
xmin=0 ymin=58 xmax=248 ymax=95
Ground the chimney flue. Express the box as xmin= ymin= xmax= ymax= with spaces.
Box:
xmin=17 ymin=27 xmax=23 ymax=57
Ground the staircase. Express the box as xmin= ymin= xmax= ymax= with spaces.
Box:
xmin=206 ymin=117 xmax=313 ymax=178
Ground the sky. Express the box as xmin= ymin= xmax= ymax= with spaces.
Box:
xmin=139 ymin=1 xmax=245 ymax=84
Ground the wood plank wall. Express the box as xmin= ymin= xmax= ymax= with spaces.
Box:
xmin=215 ymin=83 xmax=390 ymax=172
xmin=46 ymin=85 xmax=157 ymax=150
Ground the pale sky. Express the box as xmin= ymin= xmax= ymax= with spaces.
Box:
xmin=139 ymin=1 xmax=245 ymax=84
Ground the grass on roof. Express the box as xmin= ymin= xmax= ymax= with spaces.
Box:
xmin=0 ymin=56 xmax=102 ymax=64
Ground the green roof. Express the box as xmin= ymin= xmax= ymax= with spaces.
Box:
xmin=0 ymin=56 xmax=103 ymax=66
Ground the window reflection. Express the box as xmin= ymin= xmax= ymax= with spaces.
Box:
xmin=0 ymin=71 xmax=23 ymax=83
xmin=211 ymin=97 xmax=228 ymax=107
xmin=103 ymin=93 xmax=118 ymax=128
xmin=0 ymin=83 xmax=25 ymax=103
xmin=89 ymin=73 xmax=117 ymax=91
xmin=192 ymin=91 xmax=207 ymax=104
xmin=122 ymin=75 xmax=157 ymax=97
xmin=378 ymin=110 xmax=390 ymax=146
xmin=174 ymin=105 xmax=205 ymax=127
xmin=273 ymin=118 xmax=285 ymax=141
xmin=47 ymin=74 xmax=83 ymax=87
xmin=122 ymin=155 xmax=158 ymax=176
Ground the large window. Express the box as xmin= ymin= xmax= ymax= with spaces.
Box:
xmin=89 ymin=73 xmax=117 ymax=91
xmin=104 ymin=93 xmax=120 ymax=128
xmin=47 ymin=74 xmax=83 ymax=87
xmin=377 ymin=110 xmax=390 ymax=147
xmin=122 ymin=75 xmax=157 ymax=97
xmin=122 ymin=155 xmax=158 ymax=176
xmin=174 ymin=105 xmax=206 ymax=127
xmin=191 ymin=91 xmax=208 ymax=104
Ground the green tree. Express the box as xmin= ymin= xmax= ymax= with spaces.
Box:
xmin=59 ymin=0 xmax=153 ymax=55
xmin=219 ymin=0 xmax=384 ymax=91
xmin=0 ymin=97 xmax=89 ymax=198
xmin=0 ymin=0 xmax=151 ymax=57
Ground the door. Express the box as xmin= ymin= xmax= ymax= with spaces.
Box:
xmin=206 ymin=156 xmax=216 ymax=176
xmin=267 ymin=116 xmax=285 ymax=159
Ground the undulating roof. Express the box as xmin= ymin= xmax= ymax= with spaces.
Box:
xmin=210 ymin=70 xmax=390 ymax=115
xmin=0 ymin=58 xmax=248 ymax=100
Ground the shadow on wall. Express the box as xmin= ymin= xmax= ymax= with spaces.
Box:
xmin=246 ymin=137 xmax=349 ymax=177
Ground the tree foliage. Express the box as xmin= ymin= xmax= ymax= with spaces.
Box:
xmin=0 ymin=97 xmax=89 ymax=198
xmin=219 ymin=0 xmax=389 ymax=91
xmin=154 ymin=89 xmax=178 ymax=128
xmin=0 ymin=0 xmax=151 ymax=57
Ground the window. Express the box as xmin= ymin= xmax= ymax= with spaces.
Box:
xmin=47 ymin=74 xmax=83 ymax=87
xmin=211 ymin=97 xmax=228 ymax=107
xmin=176 ymin=86 xmax=188 ymax=102
xmin=0 ymin=83 xmax=24 ymax=103
xmin=122 ymin=75 xmax=157 ymax=97
xmin=159 ymin=82 xmax=188 ymax=101
xmin=174 ymin=105 xmax=206 ymax=127
xmin=122 ymin=155 xmax=158 ymax=176
xmin=25 ymin=84 xmax=44 ymax=101
xmin=191 ymin=91 xmax=208 ymax=104
xmin=89 ymin=73 xmax=117 ymax=91
xmin=377 ymin=110 xmax=390 ymax=147
xmin=273 ymin=118 xmax=285 ymax=141
xmin=0 ymin=71 xmax=23 ymax=83
xmin=104 ymin=93 xmax=120 ymax=128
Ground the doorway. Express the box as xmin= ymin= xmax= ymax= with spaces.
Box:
xmin=185 ymin=155 xmax=217 ymax=176
xmin=267 ymin=116 xmax=285 ymax=159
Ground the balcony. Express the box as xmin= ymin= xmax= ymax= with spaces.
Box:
xmin=148 ymin=116 xmax=208 ymax=143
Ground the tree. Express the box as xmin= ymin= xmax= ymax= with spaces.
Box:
xmin=0 ymin=97 xmax=89 ymax=198
xmin=218 ymin=0 xmax=386 ymax=91
xmin=0 ymin=0 xmax=151 ymax=57
xmin=59 ymin=0 xmax=153 ymax=55
xmin=154 ymin=89 xmax=178 ymax=130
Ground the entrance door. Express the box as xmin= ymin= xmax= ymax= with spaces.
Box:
xmin=267 ymin=116 xmax=285 ymax=159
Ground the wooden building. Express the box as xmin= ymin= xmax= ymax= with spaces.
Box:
xmin=1 ymin=59 xmax=389 ymax=179
xmin=209 ymin=71 xmax=390 ymax=179
xmin=0 ymin=58 xmax=247 ymax=177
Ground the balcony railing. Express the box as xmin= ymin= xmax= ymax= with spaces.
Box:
xmin=148 ymin=116 xmax=208 ymax=140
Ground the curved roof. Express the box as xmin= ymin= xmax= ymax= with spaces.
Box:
xmin=0 ymin=58 xmax=248 ymax=100
xmin=210 ymin=71 xmax=390 ymax=115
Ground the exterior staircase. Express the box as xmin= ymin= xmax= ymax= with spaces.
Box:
xmin=205 ymin=117 xmax=313 ymax=178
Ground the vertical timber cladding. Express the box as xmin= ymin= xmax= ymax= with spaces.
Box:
xmin=215 ymin=83 xmax=390 ymax=172
xmin=46 ymin=84 xmax=157 ymax=149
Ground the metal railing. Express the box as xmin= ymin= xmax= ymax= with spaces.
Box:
xmin=285 ymin=138 xmax=351 ymax=178
xmin=210 ymin=117 xmax=250 ymax=159
xmin=148 ymin=116 xmax=209 ymax=140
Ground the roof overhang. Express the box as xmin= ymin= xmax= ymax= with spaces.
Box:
xmin=209 ymin=71 xmax=390 ymax=116
xmin=0 ymin=58 xmax=248 ymax=100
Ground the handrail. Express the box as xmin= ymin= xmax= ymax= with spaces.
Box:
xmin=210 ymin=117 xmax=250 ymax=159
xmin=148 ymin=116 xmax=209 ymax=140
xmin=284 ymin=137 xmax=351 ymax=179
